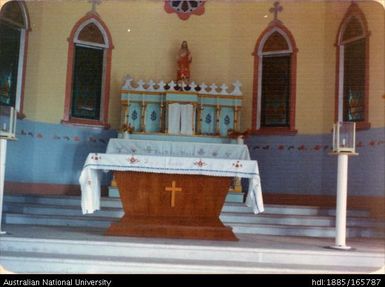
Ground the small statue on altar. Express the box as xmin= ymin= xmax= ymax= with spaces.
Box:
xmin=176 ymin=40 xmax=192 ymax=87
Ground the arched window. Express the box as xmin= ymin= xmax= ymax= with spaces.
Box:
xmin=252 ymin=22 xmax=298 ymax=135
xmin=335 ymin=3 xmax=370 ymax=130
xmin=0 ymin=0 xmax=30 ymax=116
xmin=63 ymin=13 xmax=113 ymax=128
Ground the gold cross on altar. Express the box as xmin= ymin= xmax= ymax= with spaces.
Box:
xmin=165 ymin=181 xmax=183 ymax=207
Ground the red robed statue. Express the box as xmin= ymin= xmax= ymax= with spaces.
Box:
xmin=176 ymin=40 xmax=192 ymax=85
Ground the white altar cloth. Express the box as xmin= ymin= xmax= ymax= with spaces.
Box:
xmin=106 ymin=139 xmax=251 ymax=160
xmin=79 ymin=153 xmax=264 ymax=215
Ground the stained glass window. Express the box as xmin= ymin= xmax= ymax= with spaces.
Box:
xmin=343 ymin=39 xmax=365 ymax=122
xmin=71 ymin=46 xmax=103 ymax=120
xmin=0 ymin=1 xmax=27 ymax=109
xmin=253 ymin=22 xmax=297 ymax=134
xmin=0 ymin=22 xmax=20 ymax=107
xmin=67 ymin=17 xmax=111 ymax=122
xmin=261 ymin=56 xmax=290 ymax=127
xmin=336 ymin=4 xmax=369 ymax=129
xmin=64 ymin=15 xmax=113 ymax=126
xmin=341 ymin=15 xmax=366 ymax=123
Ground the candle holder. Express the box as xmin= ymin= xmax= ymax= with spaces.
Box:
xmin=332 ymin=121 xmax=356 ymax=153
xmin=0 ymin=106 xmax=17 ymax=139
xmin=328 ymin=121 xmax=358 ymax=251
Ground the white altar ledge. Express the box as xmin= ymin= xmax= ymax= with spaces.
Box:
xmin=79 ymin=153 xmax=264 ymax=215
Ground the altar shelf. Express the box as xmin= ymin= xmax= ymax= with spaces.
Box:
xmin=120 ymin=76 xmax=243 ymax=137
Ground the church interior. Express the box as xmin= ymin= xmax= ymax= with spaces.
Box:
xmin=0 ymin=0 xmax=384 ymax=274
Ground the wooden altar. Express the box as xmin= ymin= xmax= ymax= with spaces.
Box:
xmin=106 ymin=172 xmax=238 ymax=241
xmin=79 ymin=152 xmax=264 ymax=241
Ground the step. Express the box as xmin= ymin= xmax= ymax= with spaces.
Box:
xmin=222 ymin=212 xmax=384 ymax=229
xmin=4 ymin=202 xmax=383 ymax=229
xmin=3 ymin=194 xmax=370 ymax=217
xmin=4 ymin=212 xmax=384 ymax=239
xmin=1 ymin=250 xmax=378 ymax=274
xmin=1 ymin=233 xmax=383 ymax=269
xmin=230 ymin=222 xmax=385 ymax=238
xmin=264 ymin=204 xmax=369 ymax=218
xmin=4 ymin=213 xmax=115 ymax=229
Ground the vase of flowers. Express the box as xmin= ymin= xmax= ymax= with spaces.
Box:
xmin=121 ymin=123 xmax=133 ymax=139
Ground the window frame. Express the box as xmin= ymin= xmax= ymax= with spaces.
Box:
xmin=62 ymin=13 xmax=113 ymax=128
xmin=335 ymin=3 xmax=370 ymax=130
xmin=251 ymin=22 xmax=298 ymax=135
xmin=0 ymin=0 xmax=30 ymax=118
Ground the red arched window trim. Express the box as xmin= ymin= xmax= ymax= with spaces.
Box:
xmin=335 ymin=3 xmax=370 ymax=130
xmin=251 ymin=21 xmax=298 ymax=135
xmin=62 ymin=12 xmax=114 ymax=129
xmin=0 ymin=0 xmax=31 ymax=119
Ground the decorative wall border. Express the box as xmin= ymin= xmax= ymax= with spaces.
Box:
xmin=250 ymin=139 xmax=385 ymax=152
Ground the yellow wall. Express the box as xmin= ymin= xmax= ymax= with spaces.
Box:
xmin=22 ymin=0 xmax=384 ymax=133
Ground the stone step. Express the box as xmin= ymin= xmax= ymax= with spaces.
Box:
xmin=1 ymin=232 xmax=383 ymax=269
xmin=231 ymin=222 xmax=385 ymax=239
xmin=3 ymin=194 xmax=370 ymax=217
xmin=1 ymin=250 xmax=377 ymax=274
xmin=223 ymin=212 xmax=384 ymax=229
xmin=4 ymin=213 xmax=114 ymax=229
xmin=3 ymin=202 xmax=384 ymax=229
xmin=4 ymin=212 xmax=384 ymax=238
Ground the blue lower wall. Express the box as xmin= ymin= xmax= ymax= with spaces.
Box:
xmin=4 ymin=118 xmax=384 ymax=198
xmin=246 ymin=127 xmax=385 ymax=197
xmin=6 ymin=119 xmax=116 ymax=185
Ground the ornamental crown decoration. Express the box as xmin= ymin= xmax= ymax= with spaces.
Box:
xmin=164 ymin=0 xmax=206 ymax=20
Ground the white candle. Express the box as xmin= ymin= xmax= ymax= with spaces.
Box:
xmin=342 ymin=138 xmax=346 ymax=146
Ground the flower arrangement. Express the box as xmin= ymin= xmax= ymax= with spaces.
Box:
xmin=227 ymin=129 xmax=250 ymax=145
xmin=121 ymin=123 xmax=133 ymax=134
xmin=227 ymin=129 xmax=249 ymax=139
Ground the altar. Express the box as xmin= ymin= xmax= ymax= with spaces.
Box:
xmin=79 ymin=77 xmax=263 ymax=241
xmin=79 ymin=140 xmax=264 ymax=241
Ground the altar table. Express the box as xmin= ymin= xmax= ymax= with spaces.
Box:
xmin=79 ymin=152 xmax=263 ymax=241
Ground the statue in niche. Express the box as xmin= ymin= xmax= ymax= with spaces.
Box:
xmin=176 ymin=40 xmax=192 ymax=87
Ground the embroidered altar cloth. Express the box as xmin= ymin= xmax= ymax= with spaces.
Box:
xmin=106 ymin=139 xmax=250 ymax=160
xmin=79 ymin=153 xmax=263 ymax=215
